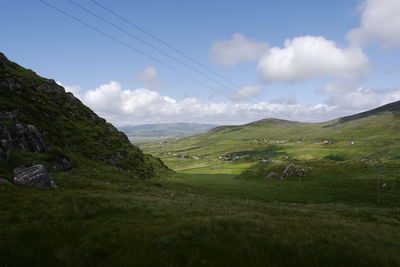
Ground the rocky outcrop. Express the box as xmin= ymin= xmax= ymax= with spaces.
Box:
xmin=51 ymin=157 xmax=73 ymax=171
xmin=0 ymin=139 xmax=10 ymax=164
xmin=0 ymin=110 xmax=18 ymax=120
xmin=0 ymin=76 xmax=22 ymax=91
xmin=13 ymin=165 xmax=57 ymax=190
xmin=266 ymin=164 xmax=312 ymax=180
xmin=0 ymin=124 xmax=47 ymax=153
xmin=0 ymin=52 xmax=168 ymax=177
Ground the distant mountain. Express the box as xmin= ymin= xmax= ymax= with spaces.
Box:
xmin=120 ymin=123 xmax=217 ymax=139
xmin=0 ymin=52 xmax=167 ymax=178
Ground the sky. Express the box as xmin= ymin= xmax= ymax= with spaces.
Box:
xmin=1 ymin=0 xmax=400 ymax=126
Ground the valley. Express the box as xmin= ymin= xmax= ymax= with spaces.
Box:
xmin=1 ymin=51 xmax=400 ymax=266
xmin=139 ymin=109 xmax=400 ymax=208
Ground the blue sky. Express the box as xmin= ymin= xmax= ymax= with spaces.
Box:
xmin=1 ymin=0 xmax=400 ymax=126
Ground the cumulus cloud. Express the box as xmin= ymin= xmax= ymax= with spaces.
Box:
xmin=210 ymin=33 xmax=269 ymax=67
xmin=347 ymin=0 xmax=400 ymax=49
xmin=324 ymin=88 xmax=379 ymax=110
xmin=231 ymin=85 xmax=263 ymax=101
xmin=138 ymin=66 xmax=163 ymax=88
xmin=257 ymin=36 xmax=370 ymax=83
xmin=323 ymin=87 xmax=400 ymax=114
xmin=71 ymin=81 xmax=396 ymax=126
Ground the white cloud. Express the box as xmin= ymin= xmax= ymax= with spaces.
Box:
xmin=324 ymin=88 xmax=379 ymax=110
xmin=347 ymin=0 xmax=400 ymax=49
xmin=382 ymin=90 xmax=400 ymax=104
xmin=231 ymin=85 xmax=263 ymax=101
xmin=210 ymin=33 xmax=269 ymax=67
xmin=323 ymin=87 xmax=400 ymax=112
xmin=138 ymin=66 xmax=163 ymax=88
xmin=56 ymin=80 xmax=400 ymax=126
xmin=76 ymin=81 xmax=391 ymax=126
xmin=257 ymin=36 xmax=370 ymax=83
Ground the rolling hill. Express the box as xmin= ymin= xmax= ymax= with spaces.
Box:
xmin=1 ymin=52 xmax=400 ymax=266
xmin=140 ymin=100 xmax=400 ymax=178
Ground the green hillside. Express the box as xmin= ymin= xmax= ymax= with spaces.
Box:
xmin=140 ymin=104 xmax=400 ymax=208
xmin=0 ymin=52 xmax=167 ymax=178
xmin=142 ymin=105 xmax=400 ymax=170
xmin=1 ymin=52 xmax=400 ymax=266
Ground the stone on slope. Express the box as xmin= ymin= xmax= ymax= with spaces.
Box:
xmin=51 ymin=157 xmax=73 ymax=171
xmin=13 ymin=164 xmax=57 ymax=190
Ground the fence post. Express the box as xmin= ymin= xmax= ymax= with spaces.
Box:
xmin=376 ymin=166 xmax=380 ymax=208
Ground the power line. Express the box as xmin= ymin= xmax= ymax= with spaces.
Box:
xmin=67 ymin=0 xmax=257 ymax=101
xmin=90 ymin=0 xmax=266 ymax=102
xmin=89 ymin=0 xmax=254 ymax=95
xmin=36 ymin=0 xmax=234 ymax=100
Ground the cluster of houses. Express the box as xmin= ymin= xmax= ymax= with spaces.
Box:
xmin=218 ymin=153 xmax=250 ymax=161
xmin=260 ymin=158 xmax=279 ymax=163
xmin=248 ymin=138 xmax=357 ymax=145
xmin=249 ymin=139 xmax=290 ymax=144
xmin=312 ymin=139 xmax=337 ymax=144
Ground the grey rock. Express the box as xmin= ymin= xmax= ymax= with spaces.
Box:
xmin=0 ymin=110 xmax=18 ymax=120
xmin=106 ymin=152 xmax=123 ymax=166
xmin=0 ymin=139 xmax=10 ymax=164
xmin=0 ymin=77 xmax=22 ymax=91
xmin=13 ymin=164 xmax=57 ymax=190
xmin=52 ymin=157 xmax=73 ymax=171
xmin=0 ymin=124 xmax=47 ymax=153
xmin=35 ymin=80 xmax=65 ymax=94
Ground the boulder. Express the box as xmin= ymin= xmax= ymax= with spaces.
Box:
xmin=13 ymin=165 xmax=57 ymax=190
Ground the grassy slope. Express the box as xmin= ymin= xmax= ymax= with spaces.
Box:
xmin=140 ymin=108 xmax=400 ymax=210
xmin=0 ymin=52 xmax=166 ymax=178
xmin=141 ymin=110 xmax=400 ymax=171
xmin=1 ymin=164 xmax=400 ymax=266
xmin=1 ymin=51 xmax=400 ymax=266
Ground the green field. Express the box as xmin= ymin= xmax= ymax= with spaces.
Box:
xmin=2 ymin=109 xmax=400 ymax=266
xmin=2 ymin=49 xmax=400 ymax=265
xmin=1 ymin=161 xmax=400 ymax=266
